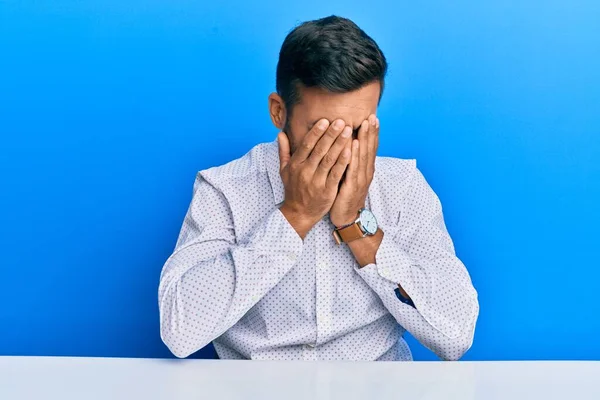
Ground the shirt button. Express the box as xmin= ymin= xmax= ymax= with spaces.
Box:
xmin=318 ymin=262 xmax=327 ymax=270
xmin=380 ymin=266 xmax=391 ymax=279
xmin=318 ymin=313 xmax=330 ymax=323
xmin=287 ymin=252 xmax=297 ymax=261
xmin=304 ymin=343 xmax=316 ymax=349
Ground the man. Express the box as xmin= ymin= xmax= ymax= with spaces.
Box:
xmin=158 ymin=15 xmax=479 ymax=361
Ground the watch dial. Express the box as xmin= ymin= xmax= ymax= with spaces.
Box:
xmin=360 ymin=209 xmax=378 ymax=235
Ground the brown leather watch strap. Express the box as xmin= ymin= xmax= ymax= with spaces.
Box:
xmin=332 ymin=222 xmax=365 ymax=245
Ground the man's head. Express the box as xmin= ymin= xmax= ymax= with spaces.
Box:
xmin=268 ymin=16 xmax=388 ymax=154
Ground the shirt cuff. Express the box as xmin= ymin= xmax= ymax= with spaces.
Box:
xmin=354 ymin=227 xmax=416 ymax=306
xmin=354 ymin=227 xmax=469 ymax=339
xmin=394 ymin=287 xmax=416 ymax=308
xmin=244 ymin=207 xmax=304 ymax=263
xmin=351 ymin=227 xmax=415 ymax=307
xmin=356 ymin=226 xmax=414 ymax=286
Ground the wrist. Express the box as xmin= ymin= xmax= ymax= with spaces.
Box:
xmin=331 ymin=212 xmax=359 ymax=229
xmin=279 ymin=203 xmax=318 ymax=239
xmin=332 ymin=218 xmax=356 ymax=229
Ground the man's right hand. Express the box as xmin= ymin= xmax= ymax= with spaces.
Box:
xmin=277 ymin=119 xmax=352 ymax=239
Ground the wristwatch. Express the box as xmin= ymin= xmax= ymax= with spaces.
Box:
xmin=332 ymin=208 xmax=379 ymax=245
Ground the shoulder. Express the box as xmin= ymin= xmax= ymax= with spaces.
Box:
xmin=195 ymin=141 xmax=271 ymax=189
xmin=372 ymin=155 xmax=437 ymax=207
xmin=374 ymin=155 xmax=439 ymax=198
xmin=374 ymin=155 xmax=417 ymax=184
xmin=374 ymin=155 xmax=444 ymax=215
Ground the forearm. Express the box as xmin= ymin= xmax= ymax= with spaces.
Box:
xmin=159 ymin=208 xmax=303 ymax=358
xmin=357 ymin=262 xmax=478 ymax=360
xmin=159 ymin=249 xmax=238 ymax=358
xmin=352 ymin=226 xmax=478 ymax=360
xmin=348 ymin=228 xmax=411 ymax=299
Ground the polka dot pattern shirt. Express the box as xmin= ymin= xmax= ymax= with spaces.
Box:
xmin=158 ymin=139 xmax=479 ymax=361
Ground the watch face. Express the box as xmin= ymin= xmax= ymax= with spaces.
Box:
xmin=359 ymin=209 xmax=378 ymax=235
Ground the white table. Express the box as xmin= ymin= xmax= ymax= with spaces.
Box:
xmin=0 ymin=357 xmax=598 ymax=399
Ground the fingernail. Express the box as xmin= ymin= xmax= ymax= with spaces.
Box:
xmin=361 ymin=120 xmax=369 ymax=132
xmin=317 ymin=119 xmax=329 ymax=129
xmin=333 ymin=119 xmax=345 ymax=130
xmin=341 ymin=126 xmax=351 ymax=137
xmin=375 ymin=117 xmax=380 ymax=128
xmin=370 ymin=116 xmax=376 ymax=126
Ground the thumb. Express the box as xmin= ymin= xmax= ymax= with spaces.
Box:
xmin=277 ymin=132 xmax=291 ymax=172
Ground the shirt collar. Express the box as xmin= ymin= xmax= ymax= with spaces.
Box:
xmin=266 ymin=139 xmax=286 ymax=205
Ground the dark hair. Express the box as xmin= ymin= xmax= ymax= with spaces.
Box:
xmin=276 ymin=15 xmax=388 ymax=120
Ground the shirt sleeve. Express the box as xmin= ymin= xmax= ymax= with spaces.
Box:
xmin=355 ymin=167 xmax=479 ymax=361
xmin=158 ymin=172 xmax=304 ymax=358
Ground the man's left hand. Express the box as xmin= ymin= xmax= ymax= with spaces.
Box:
xmin=329 ymin=114 xmax=379 ymax=228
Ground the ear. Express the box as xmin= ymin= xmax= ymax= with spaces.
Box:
xmin=268 ymin=92 xmax=287 ymax=131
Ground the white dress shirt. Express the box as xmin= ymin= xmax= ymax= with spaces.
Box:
xmin=158 ymin=139 xmax=479 ymax=361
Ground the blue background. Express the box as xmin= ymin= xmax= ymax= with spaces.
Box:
xmin=1 ymin=1 xmax=599 ymax=361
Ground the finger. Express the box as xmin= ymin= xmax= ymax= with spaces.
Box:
xmin=367 ymin=114 xmax=377 ymax=153
xmin=375 ymin=117 xmax=380 ymax=151
xmin=315 ymin=125 xmax=352 ymax=181
xmin=306 ymin=119 xmax=346 ymax=168
xmin=292 ymin=119 xmax=330 ymax=163
xmin=367 ymin=114 xmax=378 ymax=179
xmin=326 ymin=145 xmax=352 ymax=190
xmin=357 ymin=119 xmax=369 ymax=173
xmin=347 ymin=139 xmax=360 ymax=184
xmin=277 ymin=132 xmax=291 ymax=172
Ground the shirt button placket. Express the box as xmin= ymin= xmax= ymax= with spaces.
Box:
xmin=315 ymin=219 xmax=332 ymax=347
xmin=302 ymin=342 xmax=318 ymax=361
